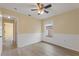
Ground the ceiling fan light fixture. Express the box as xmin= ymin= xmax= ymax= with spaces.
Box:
xmin=38 ymin=9 xmax=44 ymax=14
xmin=40 ymin=10 xmax=44 ymax=14
xmin=31 ymin=3 xmax=51 ymax=15
xmin=38 ymin=10 xmax=44 ymax=14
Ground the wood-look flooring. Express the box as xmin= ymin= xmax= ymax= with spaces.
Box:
xmin=1 ymin=42 xmax=79 ymax=56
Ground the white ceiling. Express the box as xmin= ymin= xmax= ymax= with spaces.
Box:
xmin=0 ymin=3 xmax=79 ymax=19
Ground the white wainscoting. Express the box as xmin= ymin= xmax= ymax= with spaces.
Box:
xmin=42 ymin=33 xmax=79 ymax=52
xmin=17 ymin=33 xmax=42 ymax=47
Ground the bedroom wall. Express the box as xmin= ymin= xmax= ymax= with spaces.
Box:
xmin=1 ymin=8 xmax=42 ymax=47
xmin=0 ymin=10 xmax=2 ymax=55
xmin=42 ymin=8 xmax=79 ymax=52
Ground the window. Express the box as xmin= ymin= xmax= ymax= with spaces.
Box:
xmin=44 ymin=24 xmax=53 ymax=37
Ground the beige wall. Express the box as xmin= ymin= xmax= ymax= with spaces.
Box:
xmin=0 ymin=8 xmax=42 ymax=47
xmin=0 ymin=10 xmax=2 ymax=26
xmin=0 ymin=10 xmax=2 ymax=55
xmin=1 ymin=8 xmax=41 ymax=34
xmin=42 ymin=8 xmax=79 ymax=34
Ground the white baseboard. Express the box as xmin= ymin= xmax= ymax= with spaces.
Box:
xmin=42 ymin=33 xmax=79 ymax=52
xmin=17 ymin=33 xmax=42 ymax=47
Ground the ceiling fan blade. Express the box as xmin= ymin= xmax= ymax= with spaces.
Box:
xmin=44 ymin=4 xmax=52 ymax=9
xmin=44 ymin=10 xmax=49 ymax=13
xmin=36 ymin=3 xmax=40 ymax=9
xmin=37 ymin=3 xmax=40 ymax=6
xmin=31 ymin=9 xmax=37 ymax=11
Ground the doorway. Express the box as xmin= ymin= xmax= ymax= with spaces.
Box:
xmin=2 ymin=17 xmax=17 ymax=51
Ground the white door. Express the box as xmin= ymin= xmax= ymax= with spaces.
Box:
xmin=4 ymin=22 xmax=13 ymax=48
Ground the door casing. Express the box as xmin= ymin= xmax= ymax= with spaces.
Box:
xmin=2 ymin=18 xmax=17 ymax=49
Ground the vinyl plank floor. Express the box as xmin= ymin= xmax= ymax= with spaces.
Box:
xmin=1 ymin=42 xmax=79 ymax=56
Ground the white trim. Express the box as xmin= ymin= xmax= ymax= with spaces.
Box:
xmin=42 ymin=33 xmax=79 ymax=52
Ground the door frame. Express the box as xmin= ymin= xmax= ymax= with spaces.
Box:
xmin=2 ymin=17 xmax=17 ymax=49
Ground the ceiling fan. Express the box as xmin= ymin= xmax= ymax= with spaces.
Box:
xmin=31 ymin=3 xmax=52 ymax=15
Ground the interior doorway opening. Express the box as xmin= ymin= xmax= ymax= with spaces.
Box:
xmin=2 ymin=17 xmax=17 ymax=51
